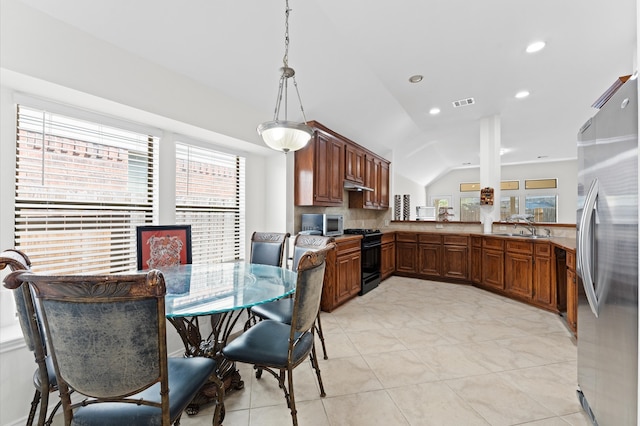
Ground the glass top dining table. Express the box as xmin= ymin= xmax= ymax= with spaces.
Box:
xmin=139 ymin=261 xmax=298 ymax=414
xmin=155 ymin=262 xmax=298 ymax=317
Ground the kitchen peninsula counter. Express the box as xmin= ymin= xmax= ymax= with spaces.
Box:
xmin=380 ymin=227 xmax=577 ymax=329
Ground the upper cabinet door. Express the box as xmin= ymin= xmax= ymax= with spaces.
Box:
xmin=294 ymin=124 xmax=344 ymax=206
xmin=314 ymin=132 xmax=344 ymax=205
xmin=344 ymin=143 xmax=365 ymax=184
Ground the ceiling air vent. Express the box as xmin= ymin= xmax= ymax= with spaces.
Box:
xmin=452 ymin=97 xmax=475 ymax=108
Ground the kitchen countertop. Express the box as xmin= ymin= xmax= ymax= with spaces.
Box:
xmin=380 ymin=229 xmax=576 ymax=252
xmin=334 ymin=234 xmax=363 ymax=242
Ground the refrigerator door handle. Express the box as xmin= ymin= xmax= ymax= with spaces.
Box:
xmin=577 ymin=178 xmax=599 ymax=317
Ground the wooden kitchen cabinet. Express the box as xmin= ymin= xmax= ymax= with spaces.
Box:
xmin=481 ymin=237 xmax=504 ymax=290
xmin=294 ymin=120 xmax=390 ymax=209
xmin=442 ymin=234 xmax=469 ymax=281
xmin=348 ymin=154 xmax=390 ymax=210
xmin=396 ymin=232 xmax=469 ymax=282
xmin=395 ymin=232 xmax=418 ymax=274
xmin=381 ymin=232 xmax=395 ymax=280
xmin=504 ymin=239 xmax=534 ymax=299
xmin=418 ymin=233 xmax=442 ymax=277
xmin=294 ymin=122 xmax=344 ymax=206
xmin=532 ymin=242 xmax=554 ymax=310
xmin=470 ymin=236 xmax=482 ymax=284
xmin=344 ymin=142 xmax=365 ymax=184
xmin=566 ymin=249 xmax=577 ymax=335
xmin=321 ymin=236 xmax=361 ymax=312
xmin=378 ymin=160 xmax=390 ymax=208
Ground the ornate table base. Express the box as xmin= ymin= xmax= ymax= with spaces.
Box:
xmin=168 ymin=309 xmax=247 ymax=415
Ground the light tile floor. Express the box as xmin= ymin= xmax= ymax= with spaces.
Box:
xmin=181 ymin=276 xmax=592 ymax=426
xmin=51 ymin=276 xmax=592 ymax=426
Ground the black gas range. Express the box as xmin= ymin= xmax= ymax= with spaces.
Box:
xmin=343 ymin=229 xmax=382 ymax=295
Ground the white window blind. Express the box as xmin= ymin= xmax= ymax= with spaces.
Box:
xmin=15 ymin=105 xmax=158 ymax=274
xmin=175 ymin=142 xmax=245 ymax=263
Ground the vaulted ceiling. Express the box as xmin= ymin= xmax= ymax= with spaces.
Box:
xmin=17 ymin=0 xmax=637 ymax=186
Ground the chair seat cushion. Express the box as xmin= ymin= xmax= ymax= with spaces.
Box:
xmin=250 ymin=298 xmax=293 ymax=324
xmin=222 ymin=320 xmax=313 ymax=368
xmin=70 ymin=357 xmax=216 ymax=426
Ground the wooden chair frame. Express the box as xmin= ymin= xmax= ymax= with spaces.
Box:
xmin=4 ymin=270 xmax=224 ymax=426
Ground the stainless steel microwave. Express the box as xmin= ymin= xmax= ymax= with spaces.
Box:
xmin=300 ymin=214 xmax=344 ymax=237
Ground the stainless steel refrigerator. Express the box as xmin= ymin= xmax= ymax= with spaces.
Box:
xmin=576 ymin=77 xmax=638 ymax=426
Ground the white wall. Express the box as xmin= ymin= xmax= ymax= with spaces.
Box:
xmin=392 ymin=173 xmax=427 ymax=221
xmin=425 ymin=160 xmax=578 ymax=224
xmin=0 ymin=1 xmax=289 ymax=424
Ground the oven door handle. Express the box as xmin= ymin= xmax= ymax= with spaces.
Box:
xmin=362 ymin=242 xmax=382 ymax=249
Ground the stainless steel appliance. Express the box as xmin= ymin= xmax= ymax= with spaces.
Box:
xmin=343 ymin=229 xmax=382 ymax=295
xmin=416 ymin=206 xmax=436 ymax=221
xmin=576 ymin=77 xmax=638 ymax=426
xmin=300 ymin=214 xmax=344 ymax=237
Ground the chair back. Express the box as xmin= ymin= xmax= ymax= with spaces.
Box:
xmin=250 ymin=232 xmax=290 ymax=267
xmin=4 ymin=270 xmax=172 ymax=423
xmin=291 ymin=235 xmax=335 ymax=272
xmin=1 ymin=249 xmax=50 ymax=356
xmin=136 ymin=225 xmax=192 ymax=270
xmin=290 ymin=244 xmax=334 ymax=334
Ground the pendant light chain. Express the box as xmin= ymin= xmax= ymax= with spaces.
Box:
xmin=283 ymin=0 xmax=290 ymax=70
xmin=257 ymin=0 xmax=313 ymax=153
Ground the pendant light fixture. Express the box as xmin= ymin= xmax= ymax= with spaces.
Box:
xmin=257 ymin=0 xmax=313 ymax=153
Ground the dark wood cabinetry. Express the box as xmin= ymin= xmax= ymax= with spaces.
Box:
xmin=349 ymin=154 xmax=390 ymax=210
xmin=294 ymin=124 xmax=344 ymax=206
xmin=344 ymin=143 xmax=365 ymax=184
xmin=532 ymin=242 xmax=553 ymax=309
xmin=378 ymin=160 xmax=389 ymax=209
xmin=321 ymin=236 xmax=362 ymax=312
xmin=294 ymin=121 xmax=390 ymax=209
xmin=395 ymin=232 xmax=418 ymax=274
xmin=418 ymin=234 xmax=442 ymax=276
xmin=470 ymin=236 xmax=482 ymax=284
xmin=504 ymin=240 xmax=534 ymax=299
xmin=381 ymin=232 xmax=395 ymax=280
xmin=374 ymin=231 xmax=570 ymax=317
xmin=442 ymin=235 xmax=469 ymax=280
xmin=481 ymin=237 xmax=504 ymax=290
xmin=381 ymin=231 xmax=569 ymax=316
xmin=395 ymin=233 xmax=469 ymax=282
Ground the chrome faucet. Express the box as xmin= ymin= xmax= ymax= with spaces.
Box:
xmin=507 ymin=214 xmax=537 ymax=236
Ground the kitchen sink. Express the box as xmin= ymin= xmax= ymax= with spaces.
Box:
xmin=492 ymin=233 xmax=549 ymax=239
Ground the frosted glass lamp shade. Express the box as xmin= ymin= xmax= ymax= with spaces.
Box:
xmin=258 ymin=120 xmax=313 ymax=153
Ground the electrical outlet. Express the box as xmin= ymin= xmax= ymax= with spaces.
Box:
xmin=436 ymin=224 xmax=444 ymax=229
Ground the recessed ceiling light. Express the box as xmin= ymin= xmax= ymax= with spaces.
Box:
xmin=515 ymin=90 xmax=530 ymax=99
xmin=429 ymin=107 xmax=440 ymax=115
xmin=526 ymin=41 xmax=546 ymax=53
xmin=409 ymin=75 xmax=423 ymax=83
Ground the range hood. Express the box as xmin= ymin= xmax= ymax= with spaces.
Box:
xmin=344 ymin=181 xmax=374 ymax=192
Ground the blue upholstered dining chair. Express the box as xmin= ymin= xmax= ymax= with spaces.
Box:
xmin=223 ymin=244 xmax=334 ymax=426
xmin=250 ymin=234 xmax=335 ymax=359
xmin=249 ymin=231 xmax=290 ymax=267
xmin=3 ymin=269 xmax=224 ymax=426
xmin=245 ymin=231 xmax=291 ymax=329
xmin=0 ymin=248 xmax=59 ymax=426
